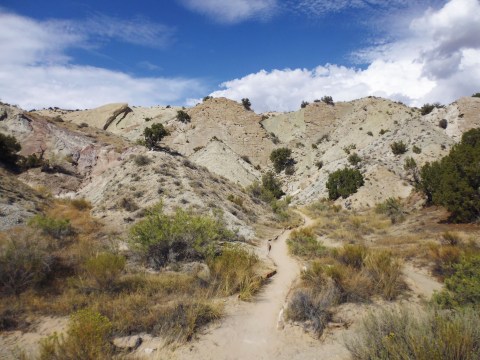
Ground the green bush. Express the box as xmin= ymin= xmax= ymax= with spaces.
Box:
xmin=434 ymin=255 xmax=480 ymax=308
xmin=143 ymin=123 xmax=169 ymax=150
xmin=29 ymin=215 xmax=74 ymax=240
xmin=253 ymin=171 xmax=284 ymax=201
xmin=39 ymin=309 xmax=113 ymax=360
xmin=347 ymin=306 xmax=480 ymax=360
xmin=321 ymin=96 xmax=334 ymax=105
xmin=0 ymin=132 xmax=21 ymax=166
xmin=287 ymin=228 xmax=326 ymax=259
xmin=0 ymin=233 xmax=52 ymax=295
xmin=270 ymin=147 xmax=293 ymax=173
xmin=472 ymin=93 xmax=480 ymax=98
xmin=390 ymin=141 xmax=408 ymax=155
xmin=84 ymin=253 xmax=126 ymax=290
xmin=348 ymin=153 xmax=362 ymax=166
xmin=130 ymin=204 xmax=237 ymax=268
xmin=412 ymin=145 xmax=421 ymax=154
xmin=376 ymin=197 xmax=405 ymax=224
xmin=418 ymin=128 xmax=480 ymax=222
xmin=176 ymin=110 xmax=191 ymax=123
xmin=241 ymin=98 xmax=251 ymax=110
xmin=420 ymin=102 xmax=444 ymax=115
xmin=326 ymin=168 xmax=364 ymax=200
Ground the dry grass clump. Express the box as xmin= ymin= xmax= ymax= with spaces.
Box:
xmin=287 ymin=245 xmax=406 ymax=335
xmin=208 ymin=246 xmax=262 ymax=301
xmin=347 ymin=306 xmax=480 ymax=360
xmin=39 ymin=309 xmax=113 ymax=359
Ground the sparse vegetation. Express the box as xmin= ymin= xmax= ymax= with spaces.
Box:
xmin=390 ymin=141 xmax=408 ymax=155
xmin=270 ymin=147 xmax=293 ymax=173
xmin=326 ymin=168 xmax=364 ymax=200
xmin=301 ymin=101 xmax=309 ymax=108
xmin=439 ymin=118 xmax=448 ymax=129
xmin=315 ymin=161 xmax=323 ymax=169
xmin=412 ymin=145 xmax=421 ymax=154
xmin=176 ymin=110 xmax=191 ymax=123
xmin=367 ymin=131 xmax=373 ymax=136
xmin=143 ymin=123 xmax=169 ymax=150
xmin=420 ymin=102 xmax=444 ymax=115
xmin=379 ymin=129 xmax=389 ymax=135
xmin=133 ymin=154 xmax=152 ymax=166
xmin=472 ymin=93 xmax=480 ymax=98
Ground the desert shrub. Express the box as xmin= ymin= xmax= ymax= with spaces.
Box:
xmin=0 ymin=233 xmax=52 ymax=295
xmin=347 ymin=306 xmax=480 ymax=360
xmin=343 ymin=144 xmax=356 ymax=154
xmin=321 ymin=96 xmax=334 ymax=105
xmin=29 ymin=215 xmax=74 ymax=240
xmin=269 ymin=132 xmax=280 ymax=144
xmin=472 ymin=93 xmax=480 ymax=98
xmin=379 ymin=129 xmax=389 ymax=135
xmin=390 ymin=141 xmax=408 ymax=155
xmin=241 ymin=98 xmax=251 ymax=111
xmin=314 ymin=161 xmax=323 ymax=170
xmin=420 ymin=102 xmax=444 ymax=115
xmin=403 ymin=156 xmax=419 ymax=184
xmin=70 ymin=198 xmax=92 ymax=211
xmin=287 ymin=228 xmax=326 ymax=259
xmin=143 ymin=123 xmax=169 ymax=149
xmin=429 ymin=244 xmax=462 ymax=278
xmin=209 ymin=246 xmax=261 ymax=300
xmin=176 ymin=110 xmax=191 ymax=123
xmin=259 ymin=171 xmax=285 ymax=200
xmin=367 ymin=131 xmax=373 ymax=136
xmin=0 ymin=132 xmax=21 ymax=166
xmin=348 ymin=153 xmax=362 ymax=166
xmin=326 ymin=168 xmax=364 ymax=200
xmin=119 ymin=197 xmax=139 ymax=212
xmin=376 ymin=197 xmax=405 ymax=224
xmin=84 ymin=253 xmax=126 ymax=290
xmin=133 ymin=154 xmax=152 ymax=166
xmin=39 ymin=309 xmax=113 ymax=360
xmin=270 ymin=147 xmax=293 ymax=173
xmin=130 ymin=204 xmax=237 ymax=268
xmin=439 ymin=119 xmax=448 ymax=129
xmin=364 ymin=250 xmax=404 ymax=300
xmin=286 ymin=287 xmax=335 ymax=336
xmin=227 ymin=194 xmax=244 ymax=208
xmin=301 ymin=101 xmax=309 ymax=108
xmin=418 ymin=128 xmax=480 ymax=222
xmin=285 ymin=164 xmax=295 ymax=175
xmin=335 ymin=244 xmax=367 ymax=269
xmin=434 ymin=255 xmax=480 ymax=308
xmin=440 ymin=232 xmax=461 ymax=246
xmin=412 ymin=145 xmax=421 ymax=154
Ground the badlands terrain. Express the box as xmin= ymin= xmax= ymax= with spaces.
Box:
xmin=1 ymin=95 xmax=480 ymax=359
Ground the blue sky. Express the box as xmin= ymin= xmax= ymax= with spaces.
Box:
xmin=1 ymin=0 xmax=479 ymax=111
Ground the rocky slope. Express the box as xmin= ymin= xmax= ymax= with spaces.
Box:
xmin=31 ymin=95 xmax=480 ymax=209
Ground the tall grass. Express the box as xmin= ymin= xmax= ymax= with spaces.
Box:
xmin=347 ymin=306 xmax=480 ymax=360
xmin=209 ymin=246 xmax=262 ymax=300
xmin=287 ymin=227 xmax=326 ymax=259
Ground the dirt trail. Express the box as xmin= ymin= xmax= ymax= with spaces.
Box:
xmin=162 ymin=211 xmax=342 ymax=360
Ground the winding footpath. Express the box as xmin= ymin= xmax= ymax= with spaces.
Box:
xmin=169 ymin=212 xmax=328 ymax=360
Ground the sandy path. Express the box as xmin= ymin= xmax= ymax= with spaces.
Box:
xmin=403 ymin=263 xmax=442 ymax=300
xmin=166 ymin=212 xmax=335 ymax=360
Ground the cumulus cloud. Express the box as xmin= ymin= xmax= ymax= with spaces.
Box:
xmin=0 ymin=10 xmax=204 ymax=110
xmin=178 ymin=0 xmax=278 ymax=24
xmin=211 ymin=0 xmax=480 ymax=112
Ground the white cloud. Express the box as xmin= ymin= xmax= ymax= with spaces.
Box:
xmin=211 ymin=0 xmax=480 ymax=112
xmin=0 ymin=10 xmax=204 ymax=110
xmin=178 ymin=0 xmax=278 ymax=23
